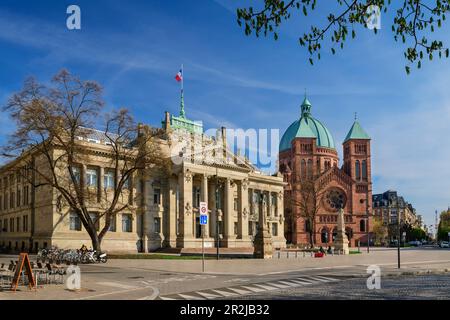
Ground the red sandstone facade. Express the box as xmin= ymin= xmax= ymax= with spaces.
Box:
xmin=279 ymin=134 xmax=373 ymax=247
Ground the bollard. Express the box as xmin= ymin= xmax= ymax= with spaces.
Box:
xmin=278 ymin=251 xmax=281 ymax=259
xmin=295 ymin=251 xmax=298 ymax=259
xmin=303 ymin=252 xmax=305 ymax=258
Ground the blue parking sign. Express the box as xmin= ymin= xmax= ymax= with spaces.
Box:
xmin=200 ymin=215 xmax=208 ymax=225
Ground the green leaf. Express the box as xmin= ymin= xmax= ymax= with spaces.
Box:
xmin=405 ymin=66 xmax=410 ymax=74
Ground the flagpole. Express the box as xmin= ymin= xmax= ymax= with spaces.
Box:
xmin=181 ymin=64 xmax=184 ymax=93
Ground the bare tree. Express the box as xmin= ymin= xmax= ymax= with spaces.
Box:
xmin=1 ymin=69 xmax=167 ymax=252
xmin=287 ymin=174 xmax=326 ymax=247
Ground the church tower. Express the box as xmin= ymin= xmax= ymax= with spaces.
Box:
xmin=343 ymin=118 xmax=372 ymax=241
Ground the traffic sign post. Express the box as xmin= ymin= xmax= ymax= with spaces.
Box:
xmin=199 ymin=202 xmax=208 ymax=272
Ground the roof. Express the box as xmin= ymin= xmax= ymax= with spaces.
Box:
xmin=344 ymin=121 xmax=370 ymax=142
xmin=279 ymin=97 xmax=335 ymax=151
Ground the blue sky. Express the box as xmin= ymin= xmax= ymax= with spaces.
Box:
xmin=0 ymin=0 xmax=449 ymax=230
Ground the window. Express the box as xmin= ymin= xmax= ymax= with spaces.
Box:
xmin=122 ymin=214 xmax=132 ymax=232
xmin=234 ymin=222 xmax=238 ymax=235
xmin=3 ymin=219 xmax=7 ymax=232
xmin=307 ymin=159 xmax=313 ymax=178
xmin=10 ymin=192 xmax=15 ymax=209
xmin=16 ymin=217 xmax=20 ymax=232
xmin=360 ymin=219 xmax=366 ymax=232
xmin=9 ymin=218 xmax=14 ymax=233
xmin=0 ymin=195 xmax=2 ymax=211
xmin=234 ymin=198 xmax=238 ymax=211
xmin=192 ymin=187 xmax=200 ymax=207
xmin=0 ymin=220 xmax=2 ymax=232
xmin=104 ymin=170 xmax=115 ymax=189
xmin=301 ymin=159 xmax=306 ymax=178
xmin=89 ymin=212 xmax=99 ymax=231
xmin=4 ymin=194 xmax=7 ymax=210
xmin=362 ymin=160 xmax=367 ymax=180
xmin=355 ymin=160 xmax=361 ymax=181
xmin=122 ymin=175 xmax=131 ymax=189
xmin=108 ymin=215 xmax=116 ymax=232
xmin=70 ymin=212 xmax=82 ymax=231
xmin=16 ymin=189 xmax=21 ymax=207
xmin=86 ymin=168 xmax=98 ymax=187
xmin=23 ymin=215 xmax=28 ymax=232
xmin=272 ymin=223 xmax=278 ymax=237
xmin=153 ymin=188 xmax=161 ymax=205
xmin=248 ymin=221 xmax=253 ymax=236
xmin=154 ymin=217 xmax=161 ymax=233
xmin=71 ymin=167 xmax=81 ymax=184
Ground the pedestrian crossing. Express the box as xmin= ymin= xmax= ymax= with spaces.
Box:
xmin=156 ymin=275 xmax=340 ymax=300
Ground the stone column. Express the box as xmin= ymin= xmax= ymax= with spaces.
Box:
xmin=98 ymin=167 xmax=104 ymax=203
xmin=276 ymin=191 xmax=285 ymax=241
xmin=224 ymin=178 xmax=235 ymax=245
xmin=141 ymin=176 xmax=149 ymax=252
xmin=165 ymin=176 xmax=178 ymax=248
xmin=208 ymin=179 xmax=217 ymax=238
xmin=177 ymin=170 xmax=194 ymax=247
xmin=201 ymin=174 xmax=209 ymax=238
xmin=238 ymin=179 xmax=250 ymax=241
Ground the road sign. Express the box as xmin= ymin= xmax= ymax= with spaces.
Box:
xmin=200 ymin=215 xmax=208 ymax=225
xmin=199 ymin=202 xmax=208 ymax=215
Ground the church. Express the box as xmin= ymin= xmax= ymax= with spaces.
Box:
xmin=278 ymin=97 xmax=373 ymax=247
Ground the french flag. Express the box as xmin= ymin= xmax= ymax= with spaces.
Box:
xmin=175 ymin=69 xmax=183 ymax=82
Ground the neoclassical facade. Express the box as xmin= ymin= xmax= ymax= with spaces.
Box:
xmin=0 ymin=102 xmax=286 ymax=253
xmin=279 ymin=97 xmax=373 ymax=247
xmin=140 ymin=108 xmax=286 ymax=251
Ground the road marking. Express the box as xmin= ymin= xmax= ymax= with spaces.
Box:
xmin=178 ymin=293 xmax=204 ymax=300
xmin=266 ymin=282 xmax=291 ymax=289
xmin=278 ymin=281 xmax=299 ymax=287
xmin=253 ymin=284 xmax=280 ymax=291
xmin=241 ymin=286 xmax=265 ymax=293
xmin=227 ymin=287 xmax=253 ymax=295
xmin=313 ymin=275 xmax=339 ymax=282
xmin=159 ymin=296 xmax=176 ymax=300
xmin=196 ymin=291 xmax=221 ymax=299
xmin=288 ymin=279 xmax=312 ymax=285
xmin=95 ymin=282 xmax=137 ymax=289
xmin=212 ymin=289 xmax=238 ymax=297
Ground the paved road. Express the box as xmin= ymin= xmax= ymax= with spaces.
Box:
xmin=229 ymin=274 xmax=450 ymax=300
xmin=1 ymin=247 xmax=450 ymax=300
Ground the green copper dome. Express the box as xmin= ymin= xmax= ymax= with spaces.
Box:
xmin=279 ymin=97 xmax=335 ymax=152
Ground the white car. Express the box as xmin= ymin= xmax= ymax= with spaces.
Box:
xmin=439 ymin=241 xmax=449 ymax=248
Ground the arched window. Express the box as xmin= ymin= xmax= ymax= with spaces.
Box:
xmin=321 ymin=228 xmax=329 ymax=244
xmin=301 ymin=159 xmax=306 ymax=178
xmin=362 ymin=160 xmax=367 ymax=181
xmin=307 ymin=159 xmax=313 ymax=178
xmin=360 ymin=219 xmax=366 ymax=232
xmin=355 ymin=160 xmax=361 ymax=181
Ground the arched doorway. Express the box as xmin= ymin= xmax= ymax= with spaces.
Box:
xmin=321 ymin=227 xmax=329 ymax=244
xmin=332 ymin=227 xmax=337 ymax=242
xmin=345 ymin=227 xmax=353 ymax=246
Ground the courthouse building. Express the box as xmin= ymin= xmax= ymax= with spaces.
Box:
xmin=279 ymin=97 xmax=373 ymax=247
xmin=0 ymin=99 xmax=286 ymax=253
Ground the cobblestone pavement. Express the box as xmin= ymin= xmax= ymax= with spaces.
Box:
xmin=230 ymin=274 xmax=450 ymax=300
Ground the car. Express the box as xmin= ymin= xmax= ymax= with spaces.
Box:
xmin=439 ymin=241 xmax=449 ymax=248
xmin=409 ymin=240 xmax=422 ymax=247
